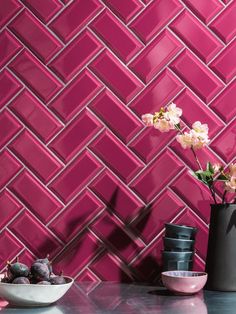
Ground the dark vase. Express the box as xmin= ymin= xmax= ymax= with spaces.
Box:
xmin=205 ymin=203 xmax=236 ymax=291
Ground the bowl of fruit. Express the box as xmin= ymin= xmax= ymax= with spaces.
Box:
xmin=0 ymin=255 xmax=74 ymax=307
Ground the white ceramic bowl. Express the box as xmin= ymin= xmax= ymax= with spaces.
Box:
xmin=161 ymin=271 xmax=207 ymax=295
xmin=0 ymin=275 xmax=74 ymax=307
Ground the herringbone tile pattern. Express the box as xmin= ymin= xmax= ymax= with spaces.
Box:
xmin=0 ymin=0 xmax=235 ymax=282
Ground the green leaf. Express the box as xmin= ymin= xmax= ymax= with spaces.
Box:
xmin=206 ymin=162 xmax=214 ymax=174
xmin=190 ymin=170 xmax=213 ymax=187
xmin=217 ymin=174 xmax=228 ymax=181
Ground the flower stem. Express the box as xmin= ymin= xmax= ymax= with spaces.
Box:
xmin=222 ymin=190 xmax=227 ymax=204
xmin=210 ymin=186 xmax=217 ymax=204
xmin=190 ymin=146 xmax=203 ymax=171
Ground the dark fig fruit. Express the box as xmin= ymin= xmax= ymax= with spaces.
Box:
xmin=7 ymin=261 xmax=30 ymax=279
xmin=50 ymin=275 xmax=66 ymax=285
xmin=37 ymin=281 xmax=51 ymax=285
xmin=31 ymin=262 xmax=50 ymax=282
xmin=35 ymin=254 xmax=52 ymax=274
xmin=12 ymin=277 xmax=30 ymax=284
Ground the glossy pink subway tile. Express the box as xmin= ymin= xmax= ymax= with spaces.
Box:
xmin=90 ymin=253 xmax=133 ymax=281
xmin=21 ymin=0 xmax=63 ymax=23
xmin=170 ymin=11 xmax=223 ymax=63
xmin=9 ymin=10 xmax=62 ymax=63
xmin=91 ymin=212 xmax=144 ymax=263
xmin=130 ymin=0 xmax=183 ymax=43
xmin=131 ymin=150 xmax=184 ymax=203
xmin=182 ymin=0 xmax=223 ymax=24
xmin=0 ymin=191 xmax=23 ymax=230
xmin=209 ymin=41 xmax=236 ymax=83
xmin=89 ymin=170 xmax=143 ymax=222
xmin=0 ymin=30 xmax=22 ymax=69
xmin=0 ymin=231 xmax=22 ymax=270
xmin=53 ymin=233 xmax=100 ymax=277
xmin=101 ymin=0 xmax=143 ymax=23
xmin=9 ymin=130 xmax=63 ymax=183
xmin=9 ymin=171 xmax=63 ymax=223
xmin=9 ymin=90 xmax=63 ymax=143
xmin=129 ymin=29 xmax=183 ymax=83
xmin=90 ymin=10 xmax=143 ymax=63
xmin=9 ymin=210 xmax=62 ymax=257
xmin=49 ymin=191 xmax=103 ymax=242
xmin=210 ymin=121 xmax=236 ymax=163
xmin=89 ymin=90 xmax=143 ymax=144
xmin=0 ymin=110 xmax=22 ymax=149
xmin=0 ymin=70 xmax=22 ymax=109
xmin=132 ymin=190 xmax=184 ymax=244
xmin=210 ymin=80 xmax=236 ymax=122
xmin=89 ymin=50 xmax=143 ymax=103
xmin=49 ymin=0 xmax=103 ymax=43
xmin=129 ymin=69 xmax=183 ymax=116
xmin=49 ymin=69 xmax=103 ymax=122
xmin=49 ymin=151 xmax=103 ymax=203
xmin=174 ymin=89 xmax=224 ymax=137
xmin=210 ymin=2 xmax=236 ymax=43
xmin=0 ymin=0 xmax=22 ymax=28
xmin=170 ymin=170 xmax=212 ymax=223
xmin=0 ymin=151 xmax=22 ymax=189
xmin=9 ymin=51 xmax=62 ymax=103
xmin=129 ymin=127 xmax=175 ymax=163
xmin=89 ymin=130 xmax=143 ymax=184
xmin=49 ymin=109 xmax=103 ymax=162
xmin=170 ymin=50 xmax=224 ymax=103
xmin=49 ymin=30 xmax=103 ymax=82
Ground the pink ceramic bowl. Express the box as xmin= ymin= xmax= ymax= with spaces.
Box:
xmin=161 ymin=271 xmax=208 ymax=295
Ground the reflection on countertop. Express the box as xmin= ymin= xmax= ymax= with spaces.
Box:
xmin=1 ymin=282 xmax=236 ymax=313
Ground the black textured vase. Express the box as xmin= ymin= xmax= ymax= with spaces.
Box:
xmin=205 ymin=203 xmax=236 ymax=291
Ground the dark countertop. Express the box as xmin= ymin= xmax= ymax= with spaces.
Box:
xmin=1 ymin=282 xmax=236 ymax=313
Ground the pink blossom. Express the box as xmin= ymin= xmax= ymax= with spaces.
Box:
xmin=154 ymin=119 xmax=173 ymax=132
xmin=142 ymin=114 xmax=154 ymax=126
xmin=176 ymin=132 xmax=195 ymax=149
xmin=225 ymin=176 xmax=236 ymax=192
xmin=229 ymin=163 xmax=236 ymax=177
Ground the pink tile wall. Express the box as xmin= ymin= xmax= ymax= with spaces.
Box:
xmin=0 ymin=0 xmax=235 ymax=282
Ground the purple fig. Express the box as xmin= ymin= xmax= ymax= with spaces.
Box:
xmin=35 ymin=254 xmax=52 ymax=274
xmin=37 ymin=281 xmax=51 ymax=285
xmin=7 ymin=260 xmax=29 ymax=280
xmin=12 ymin=277 xmax=30 ymax=284
xmin=31 ymin=262 xmax=50 ymax=282
xmin=50 ymin=274 xmax=66 ymax=285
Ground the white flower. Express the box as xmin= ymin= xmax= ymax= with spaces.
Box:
xmin=192 ymin=121 xmax=209 ymax=135
xmin=154 ymin=119 xmax=173 ymax=132
xmin=225 ymin=176 xmax=236 ymax=192
xmin=167 ymin=103 xmax=182 ymax=118
xmin=176 ymin=132 xmax=195 ymax=149
xmin=229 ymin=163 xmax=236 ymax=177
xmin=164 ymin=103 xmax=182 ymax=125
xmin=142 ymin=114 xmax=154 ymax=126
xmin=189 ymin=122 xmax=210 ymax=149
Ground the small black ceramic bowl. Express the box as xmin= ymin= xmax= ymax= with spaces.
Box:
xmin=162 ymin=251 xmax=194 ymax=271
xmin=162 ymin=259 xmax=193 ymax=272
xmin=162 ymin=251 xmax=194 ymax=261
xmin=163 ymin=237 xmax=195 ymax=252
xmin=165 ymin=223 xmax=197 ymax=240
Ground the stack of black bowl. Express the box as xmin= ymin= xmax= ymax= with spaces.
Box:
xmin=162 ymin=223 xmax=197 ymax=271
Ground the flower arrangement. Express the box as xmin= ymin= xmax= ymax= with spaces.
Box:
xmin=142 ymin=104 xmax=236 ymax=204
